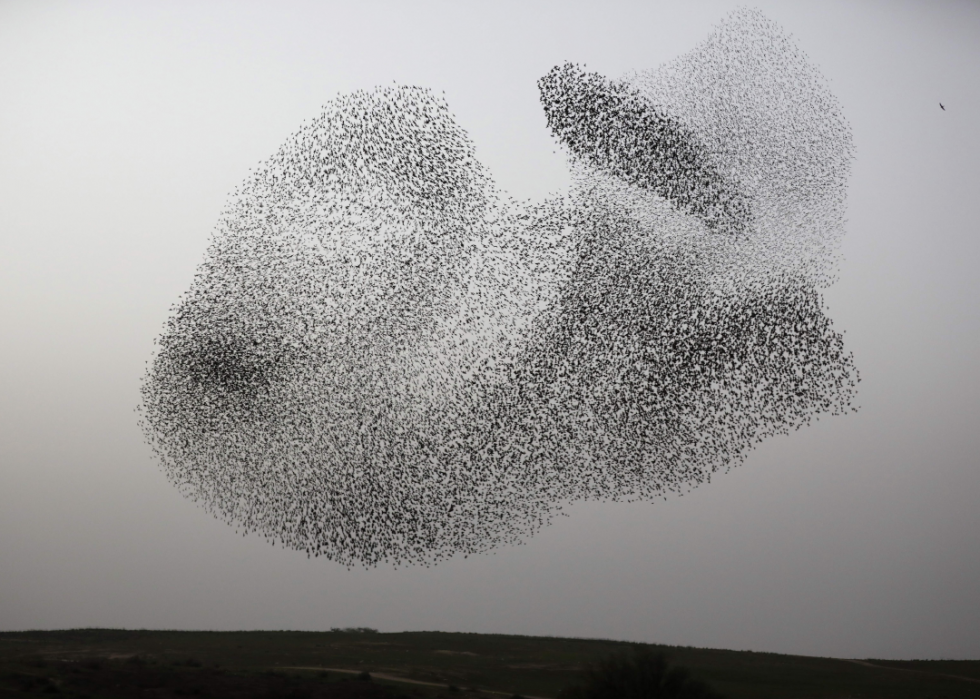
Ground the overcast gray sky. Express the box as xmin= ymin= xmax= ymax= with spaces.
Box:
xmin=1 ymin=0 xmax=979 ymax=660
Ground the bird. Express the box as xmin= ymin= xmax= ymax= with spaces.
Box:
xmin=940 ymin=103 xmax=946 ymax=111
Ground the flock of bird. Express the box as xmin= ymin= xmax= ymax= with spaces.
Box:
xmin=139 ymin=9 xmax=859 ymax=567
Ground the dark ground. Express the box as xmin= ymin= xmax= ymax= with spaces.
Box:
xmin=1 ymin=629 xmax=978 ymax=699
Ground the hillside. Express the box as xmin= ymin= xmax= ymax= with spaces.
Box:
xmin=1 ymin=629 xmax=978 ymax=698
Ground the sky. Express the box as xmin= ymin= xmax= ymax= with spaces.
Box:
xmin=1 ymin=0 xmax=979 ymax=660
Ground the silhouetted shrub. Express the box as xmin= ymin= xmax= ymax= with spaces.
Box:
xmin=558 ymin=647 xmax=725 ymax=699
xmin=357 ymin=671 xmax=372 ymax=682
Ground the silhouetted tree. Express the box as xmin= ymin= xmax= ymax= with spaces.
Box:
xmin=558 ymin=646 xmax=725 ymax=699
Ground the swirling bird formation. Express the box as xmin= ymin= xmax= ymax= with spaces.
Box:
xmin=139 ymin=9 xmax=858 ymax=567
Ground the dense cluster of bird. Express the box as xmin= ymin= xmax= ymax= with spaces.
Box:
xmin=139 ymin=9 xmax=858 ymax=567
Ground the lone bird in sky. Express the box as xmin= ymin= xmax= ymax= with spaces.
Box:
xmin=940 ymin=102 xmax=946 ymax=110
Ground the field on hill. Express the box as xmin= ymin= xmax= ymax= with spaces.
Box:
xmin=1 ymin=629 xmax=978 ymax=698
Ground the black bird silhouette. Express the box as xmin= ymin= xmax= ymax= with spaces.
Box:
xmin=940 ymin=102 xmax=946 ymax=111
